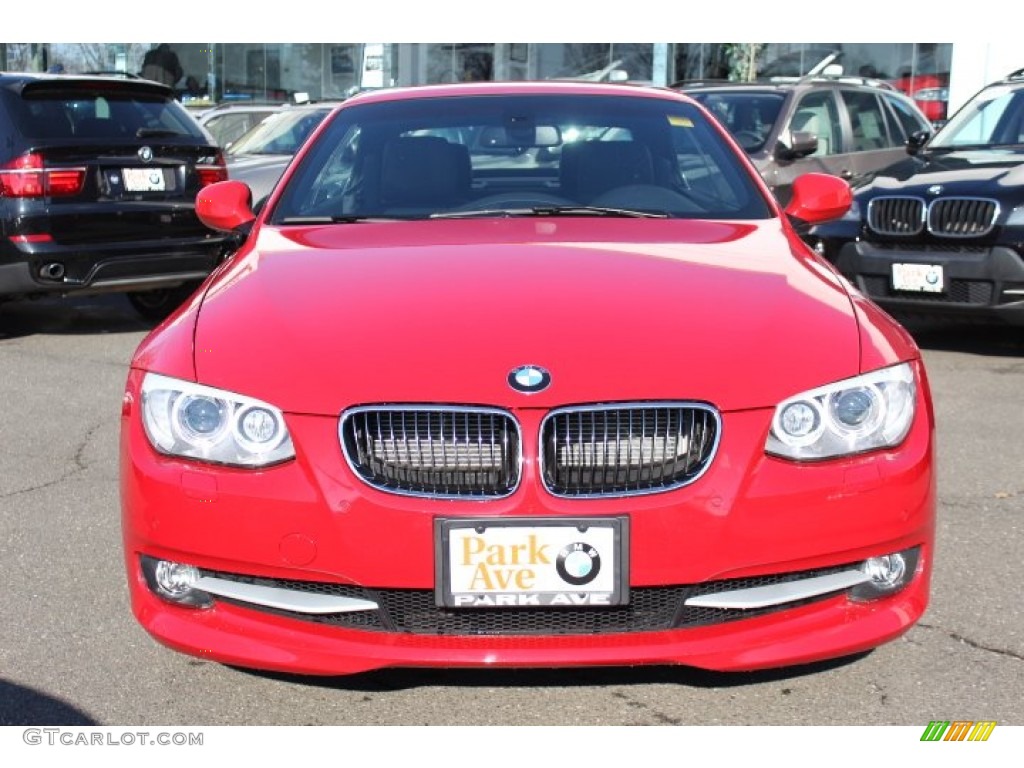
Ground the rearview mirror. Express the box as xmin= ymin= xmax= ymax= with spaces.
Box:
xmin=196 ymin=180 xmax=256 ymax=232
xmin=777 ymin=131 xmax=819 ymax=160
xmin=784 ymin=173 xmax=851 ymax=225
xmin=905 ymin=129 xmax=931 ymax=156
xmin=479 ymin=125 xmax=561 ymax=148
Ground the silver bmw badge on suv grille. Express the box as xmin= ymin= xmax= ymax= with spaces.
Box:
xmin=508 ymin=365 xmax=550 ymax=393
xmin=138 ymin=146 xmax=153 ymax=162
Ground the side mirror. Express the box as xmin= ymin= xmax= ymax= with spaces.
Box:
xmin=905 ymin=129 xmax=931 ymax=156
xmin=784 ymin=173 xmax=851 ymax=225
xmin=607 ymin=69 xmax=629 ymax=83
xmin=777 ymin=130 xmax=819 ymax=160
xmin=196 ymin=180 xmax=256 ymax=232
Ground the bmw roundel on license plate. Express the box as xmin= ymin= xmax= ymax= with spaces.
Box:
xmin=436 ymin=517 xmax=628 ymax=608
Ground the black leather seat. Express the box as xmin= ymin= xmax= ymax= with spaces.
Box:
xmin=379 ymin=136 xmax=471 ymax=209
xmin=559 ymin=141 xmax=655 ymax=202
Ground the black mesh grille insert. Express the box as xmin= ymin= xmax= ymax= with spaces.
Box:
xmin=860 ymin=275 xmax=994 ymax=305
xmin=201 ymin=563 xmax=855 ymax=636
xmin=341 ymin=407 xmax=520 ymax=497
xmin=541 ymin=404 xmax=719 ymax=497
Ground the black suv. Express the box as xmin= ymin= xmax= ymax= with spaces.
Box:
xmin=0 ymin=74 xmax=232 ymax=320
xmin=679 ymin=76 xmax=932 ymax=204
xmin=817 ymin=69 xmax=1024 ymax=325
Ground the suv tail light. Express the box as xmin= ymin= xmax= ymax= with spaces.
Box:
xmin=196 ymin=150 xmax=228 ymax=188
xmin=0 ymin=153 xmax=86 ymax=198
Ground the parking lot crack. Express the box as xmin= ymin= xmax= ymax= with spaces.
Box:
xmin=916 ymin=622 xmax=1024 ymax=662
xmin=0 ymin=421 xmax=105 ymax=499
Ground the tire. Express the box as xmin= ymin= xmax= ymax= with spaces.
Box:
xmin=126 ymin=281 xmax=202 ymax=322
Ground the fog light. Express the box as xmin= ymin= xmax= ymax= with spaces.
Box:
xmin=140 ymin=556 xmax=213 ymax=608
xmin=850 ymin=547 xmax=919 ymax=601
xmin=155 ymin=560 xmax=200 ymax=597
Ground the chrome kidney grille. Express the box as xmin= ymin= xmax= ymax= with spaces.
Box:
xmin=867 ymin=196 xmax=998 ymax=238
xmin=340 ymin=407 xmax=521 ymax=498
xmin=927 ymin=197 xmax=998 ymax=237
xmin=540 ymin=403 xmax=720 ymax=497
xmin=867 ymin=197 xmax=925 ymax=236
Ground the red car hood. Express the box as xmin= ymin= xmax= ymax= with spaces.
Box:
xmin=191 ymin=218 xmax=859 ymax=413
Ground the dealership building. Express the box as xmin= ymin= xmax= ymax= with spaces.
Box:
xmin=1 ymin=43 xmax=1019 ymax=123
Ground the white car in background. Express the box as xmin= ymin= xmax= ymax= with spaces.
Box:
xmin=225 ymin=102 xmax=338 ymax=203
xmin=197 ymin=103 xmax=285 ymax=147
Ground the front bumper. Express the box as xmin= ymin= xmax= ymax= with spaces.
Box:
xmin=836 ymin=240 xmax=1024 ymax=324
xmin=120 ymin=366 xmax=935 ymax=675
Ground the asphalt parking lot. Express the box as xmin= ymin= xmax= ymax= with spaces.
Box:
xmin=0 ymin=296 xmax=1021 ymax=727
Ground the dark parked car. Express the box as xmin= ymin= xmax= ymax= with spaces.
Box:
xmin=0 ymin=74 xmax=232 ymax=320
xmin=818 ymin=68 xmax=1024 ymax=325
xmin=679 ymin=76 xmax=932 ymax=204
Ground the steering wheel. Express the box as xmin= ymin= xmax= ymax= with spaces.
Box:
xmin=732 ymin=131 xmax=763 ymax=149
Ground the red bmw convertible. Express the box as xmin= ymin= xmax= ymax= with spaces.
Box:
xmin=120 ymin=82 xmax=935 ymax=675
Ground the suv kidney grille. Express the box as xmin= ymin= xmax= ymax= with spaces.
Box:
xmin=868 ymin=196 xmax=999 ymax=239
xmin=927 ymin=197 xmax=998 ymax=237
xmin=541 ymin=404 xmax=719 ymax=497
xmin=341 ymin=407 xmax=520 ymax=498
xmin=867 ymin=196 xmax=925 ymax=236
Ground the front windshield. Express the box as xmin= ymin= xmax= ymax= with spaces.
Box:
xmin=687 ymin=91 xmax=785 ymax=152
xmin=929 ymin=85 xmax=1024 ymax=149
xmin=227 ymin=107 xmax=331 ymax=156
xmin=270 ymin=93 xmax=772 ymax=222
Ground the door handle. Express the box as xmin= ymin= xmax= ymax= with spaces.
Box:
xmin=840 ymin=169 xmax=854 ymax=180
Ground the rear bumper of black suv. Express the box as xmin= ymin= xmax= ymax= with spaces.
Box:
xmin=0 ymin=234 xmax=231 ymax=301
xmin=836 ymin=241 xmax=1024 ymax=325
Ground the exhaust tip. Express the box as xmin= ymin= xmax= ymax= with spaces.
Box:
xmin=39 ymin=262 xmax=65 ymax=280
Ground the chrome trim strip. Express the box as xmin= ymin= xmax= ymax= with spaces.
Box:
xmin=194 ymin=576 xmax=378 ymax=614
xmin=684 ymin=569 xmax=869 ymax=610
xmin=339 ymin=404 xmax=523 ymax=500
xmin=538 ymin=401 xmax=722 ymax=498
xmin=1003 ymin=289 xmax=1024 ymax=296
xmin=68 ymin=271 xmax=211 ymax=292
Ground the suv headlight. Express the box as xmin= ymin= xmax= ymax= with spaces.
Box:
xmin=141 ymin=372 xmax=295 ymax=467
xmin=766 ymin=363 xmax=916 ymax=461
xmin=1005 ymin=205 xmax=1024 ymax=227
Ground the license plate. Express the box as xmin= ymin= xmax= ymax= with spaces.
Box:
xmin=892 ymin=262 xmax=944 ymax=293
xmin=123 ymin=167 xmax=166 ymax=192
xmin=436 ymin=517 xmax=628 ymax=608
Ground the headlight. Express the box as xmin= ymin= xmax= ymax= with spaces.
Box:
xmin=1005 ymin=205 xmax=1024 ymax=227
xmin=141 ymin=372 xmax=295 ymax=467
xmin=766 ymin=362 xmax=916 ymax=460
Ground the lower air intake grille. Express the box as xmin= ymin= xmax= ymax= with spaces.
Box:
xmin=341 ymin=406 xmax=520 ymax=498
xmin=540 ymin=403 xmax=720 ymax=497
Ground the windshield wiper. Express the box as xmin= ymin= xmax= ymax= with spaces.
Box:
xmin=136 ymin=128 xmax=184 ymax=138
xmin=432 ymin=205 xmax=668 ymax=219
xmin=277 ymin=215 xmax=402 ymax=225
xmin=925 ymin=143 xmax=1002 ymax=154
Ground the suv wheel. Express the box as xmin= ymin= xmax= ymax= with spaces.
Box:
xmin=126 ymin=282 xmax=202 ymax=322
